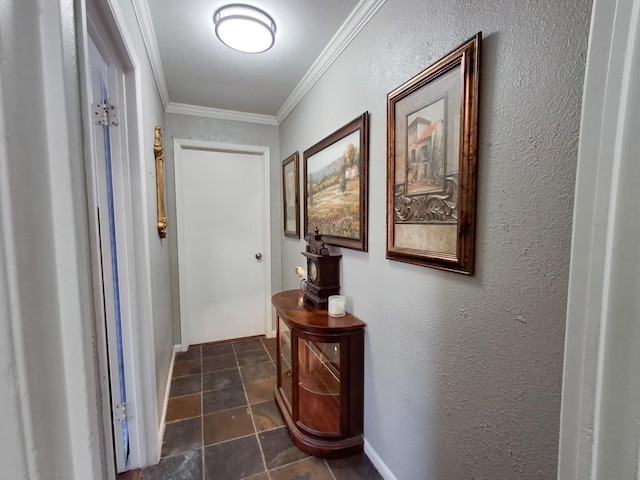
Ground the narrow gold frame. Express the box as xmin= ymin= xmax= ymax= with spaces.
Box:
xmin=154 ymin=125 xmax=167 ymax=238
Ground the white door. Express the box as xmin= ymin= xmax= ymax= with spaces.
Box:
xmin=176 ymin=147 xmax=268 ymax=346
xmin=87 ymin=34 xmax=137 ymax=473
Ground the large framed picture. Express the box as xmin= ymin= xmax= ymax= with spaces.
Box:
xmin=304 ymin=112 xmax=369 ymax=251
xmin=282 ymin=152 xmax=300 ymax=238
xmin=387 ymin=33 xmax=481 ymax=274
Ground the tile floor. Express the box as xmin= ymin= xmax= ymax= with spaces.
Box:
xmin=118 ymin=335 xmax=382 ymax=480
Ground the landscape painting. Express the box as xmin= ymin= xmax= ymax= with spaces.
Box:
xmin=304 ymin=112 xmax=369 ymax=251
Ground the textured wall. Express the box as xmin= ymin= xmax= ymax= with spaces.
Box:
xmin=163 ymin=114 xmax=282 ymax=339
xmin=279 ymin=0 xmax=592 ymax=478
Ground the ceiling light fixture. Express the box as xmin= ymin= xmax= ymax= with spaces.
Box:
xmin=213 ymin=4 xmax=276 ymax=54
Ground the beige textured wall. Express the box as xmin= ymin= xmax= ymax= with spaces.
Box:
xmin=279 ymin=0 xmax=593 ymax=478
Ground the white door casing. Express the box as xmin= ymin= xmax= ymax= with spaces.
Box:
xmin=87 ymin=33 xmax=134 ymax=472
xmin=558 ymin=0 xmax=640 ymax=478
xmin=81 ymin=0 xmax=159 ymax=470
xmin=174 ymin=140 xmax=272 ymax=349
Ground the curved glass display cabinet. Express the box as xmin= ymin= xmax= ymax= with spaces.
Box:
xmin=272 ymin=290 xmax=365 ymax=458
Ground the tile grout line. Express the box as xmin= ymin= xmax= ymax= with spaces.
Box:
xmin=235 ymin=340 xmax=271 ymax=478
xmin=326 ymin=458 xmax=338 ymax=480
xmin=136 ymin=338 xmax=378 ymax=479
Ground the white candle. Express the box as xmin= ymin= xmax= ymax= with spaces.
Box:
xmin=328 ymin=295 xmax=346 ymax=317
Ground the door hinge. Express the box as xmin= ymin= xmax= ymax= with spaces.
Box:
xmin=113 ymin=402 xmax=133 ymax=423
xmin=92 ymin=103 xmax=119 ymax=126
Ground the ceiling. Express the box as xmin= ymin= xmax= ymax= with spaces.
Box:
xmin=145 ymin=0 xmax=366 ymax=122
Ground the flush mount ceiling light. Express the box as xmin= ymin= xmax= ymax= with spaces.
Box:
xmin=213 ymin=4 xmax=276 ymax=53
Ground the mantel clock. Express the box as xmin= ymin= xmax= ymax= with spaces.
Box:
xmin=302 ymin=228 xmax=341 ymax=308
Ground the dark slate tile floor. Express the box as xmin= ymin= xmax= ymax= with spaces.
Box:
xmin=118 ymin=335 xmax=383 ymax=480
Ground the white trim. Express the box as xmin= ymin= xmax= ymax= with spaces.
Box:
xmin=42 ymin=1 xmax=107 ymax=478
xmin=129 ymin=0 xmax=385 ymax=124
xmin=173 ymin=139 xmax=273 ymax=350
xmin=558 ymin=0 xmax=640 ymax=478
xmin=166 ymin=102 xmax=278 ymax=126
xmin=131 ymin=0 xmax=170 ymax=108
xmin=364 ymin=439 xmax=397 ymax=480
xmin=0 ymin=49 xmax=37 ymax=480
xmin=77 ymin=5 xmax=117 ymax=479
xmin=157 ymin=345 xmax=180 ymax=460
xmin=83 ymin=0 xmax=160 ymax=469
xmin=116 ymin=6 xmax=161 ymax=468
xmin=275 ymin=0 xmax=387 ymax=123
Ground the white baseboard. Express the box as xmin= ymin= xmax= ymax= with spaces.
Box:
xmin=157 ymin=345 xmax=180 ymax=460
xmin=364 ymin=438 xmax=397 ymax=480
xmin=268 ymin=329 xmax=277 ymax=339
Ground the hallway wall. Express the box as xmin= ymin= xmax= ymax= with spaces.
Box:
xmin=279 ymin=0 xmax=593 ymax=478
xmin=0 ymin=0 xmax=105 ymax=477
xmin=0 ymin=0 xmax=174 ymax=476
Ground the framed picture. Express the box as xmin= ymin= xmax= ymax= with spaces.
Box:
xmin=282 ymin=152 xmax=300 ymax=238
xmin=304 ymin=112 xmax=369 ymax=251
xmin=154 ymin=126 xmax=167 ymax=238
xmin=386 ymin=32 xmax=481 ymax=274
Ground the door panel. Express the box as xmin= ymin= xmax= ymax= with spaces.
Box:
xmin=88 ymin=35 xmax=130 ymax=472
xmin=177 ymin=149 xmax=266 ymax=345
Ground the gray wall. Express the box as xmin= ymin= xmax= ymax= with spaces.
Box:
xmin=279 ymin=0 xmax=592 ymax=478
xmin=0 ymin=0 xmax=173 ymax=475
xmin=163 ymin=113 xmax=282 ymax=340
xmin=113 ymin=0 xmax=174 ymax=430
xmin=0 ymin=1 xmax=84 ymax=477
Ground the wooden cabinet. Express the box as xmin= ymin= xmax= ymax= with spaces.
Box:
xmin=272 ymin=290 xmax=365 ymax=458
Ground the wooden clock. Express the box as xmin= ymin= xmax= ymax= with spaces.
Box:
xmin=302 ymin=229 xmax=341 ymax=308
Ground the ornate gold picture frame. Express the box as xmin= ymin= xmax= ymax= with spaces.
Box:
xmin=154 ymin=125 xmax=167 ymax=238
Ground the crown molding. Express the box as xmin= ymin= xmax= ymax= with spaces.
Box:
xmin=131 ymin=0 xmax=170 ymax=109
xmin=275 ymin=0 xmax=387 ymax=124
xmin=131 ymin=0 xmax=386 ymax=124
xmin=166 ymin=102 xmax=278 ymax=126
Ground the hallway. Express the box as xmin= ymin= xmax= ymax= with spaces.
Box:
xmin=120 ymin=336 xmax=382 ymax=479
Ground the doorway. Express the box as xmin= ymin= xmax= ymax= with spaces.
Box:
xmin=83 ymin=1 xmax=157 ymax=472
xmin=87 ymin=31 xmax=138 ymax=472
xmin=174 ymin=140 xmax=272 ymax=349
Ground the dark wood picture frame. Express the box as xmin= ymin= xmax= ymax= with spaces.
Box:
xmin=387 ymin=32 xmax=481 ymax=274
xmin=304 ymin=112 xmax=369 ymax=251
xmin=282 ymin=152 xmax=300 ymax=238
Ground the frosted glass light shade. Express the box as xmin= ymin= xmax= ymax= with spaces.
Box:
xmin=213 ymin=4 xmax=276 ymax=53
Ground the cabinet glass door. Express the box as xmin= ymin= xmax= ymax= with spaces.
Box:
xmin=297 ymin=339 xmax=341 ymax=435
xmin=278 ymin=317 xmax=293 ymax=407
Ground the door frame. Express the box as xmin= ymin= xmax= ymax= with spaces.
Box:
xmin=86 ymin=30 xmax=136 ymax=471
xmin=78 ymin=0 xmax=159 ymax=470
xmin=558 ymin=0 xmax=640 ymax=477
xmin=173 ymin=139 xmax=273 ymax=351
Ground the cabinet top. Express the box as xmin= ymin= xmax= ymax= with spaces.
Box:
xmin=272 ymin=290 xmax=365 ymax=334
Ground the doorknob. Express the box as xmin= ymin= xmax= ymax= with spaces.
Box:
xmin=255 ymin=253 xmax=262 ymax=260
